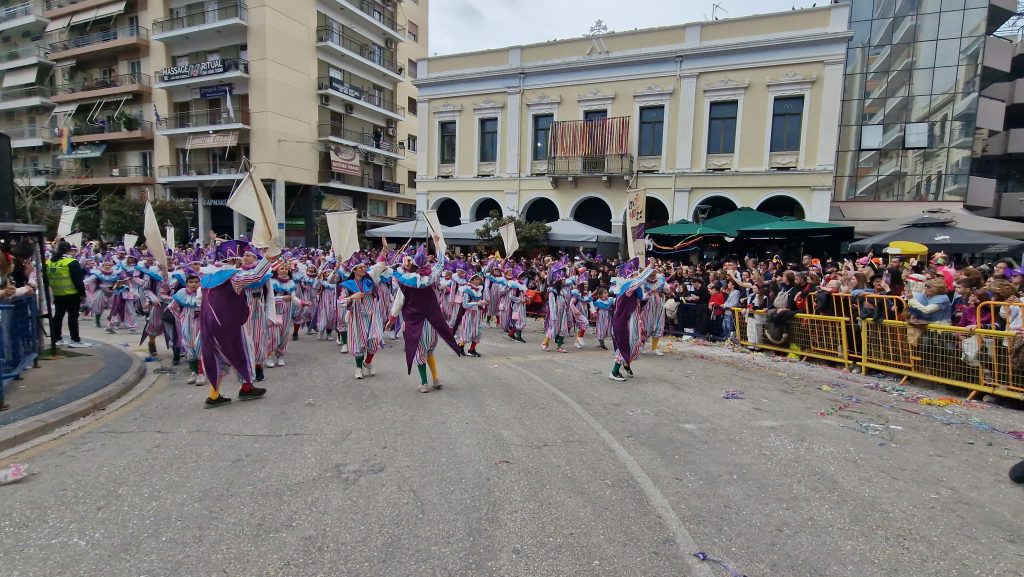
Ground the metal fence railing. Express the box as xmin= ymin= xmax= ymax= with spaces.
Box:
xmin=0 ymin=296 xmax=39 ymax=406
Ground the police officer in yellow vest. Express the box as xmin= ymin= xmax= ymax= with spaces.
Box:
xmin=47 ymin=241 xmax=91 ymax=349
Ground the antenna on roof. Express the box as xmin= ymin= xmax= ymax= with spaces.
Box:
xmin=708 ymin=3 xmax=728 ymax=20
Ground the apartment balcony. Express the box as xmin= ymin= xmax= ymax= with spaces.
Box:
xmin=51 ymin=72 xmax=151 ymax=103
xmin=3 ymin=125 xmax=54 ymax=147
xmin=988 ymin=0 xmax=1017 ymax=34
xmin=157 ymin=106 xmax=250 ymax=135
xmin=546 ymin=154 xmax=634 ymax=183
xmin=0 ymin=1 xmax=46 ymax=34
xmin=0 ymin=85 xmax=51 ymax=111
xmin=333 ymin=0 xmax=404 ymax=43
xmin=154 ymin=58 xmax=248 ymax=89
xmin=44 ymin=0 xmax=120 ymax=18
xmin=317 ymin=76 xmax=404 ymax=121
xmin=157 ymin=161 xmax=245 ymax=183
xmin=45 ymin=25 xmax=149 ymax=61
xmin=152 ymin=3 xmax=247 ymax=43
xmin=318 ymin=170 xmax=404 ymax=195
xmin=315 ymin=26 xmax=404 ymax=81
xmin=317 ymin=122 xmax=401 ymax=159
xmin=57 ymin=165 xmax=156 ymax=186
xmin=70 ymin=118 xmax=153 ymax=141
xmin=14 ymin=166 xmax=57 ymax=186
xmin=981 ymin=36 xmax=1013 ymax=89
xmin=0 ymin=45 xmax=52 ymax=72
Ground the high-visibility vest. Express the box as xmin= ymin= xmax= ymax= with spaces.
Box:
xmin=46 ymin=256 xmax=77 ymax=296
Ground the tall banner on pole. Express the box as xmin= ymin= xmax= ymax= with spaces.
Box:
xmin=499 ymin=221 xmax=519 ymax=258
xmin=626 ymin=188 xmax=647 ymax=267
xmin=165 ymin=226 xmax=176 ymax=250
xmin=226 ymin=170 xmax=281 ymax=257
xmin=64 ymin=232 xmax=83 ymax=248
xmin=144 ymin=201 xmax=168 ymax=272
xmin=123 ymin=234 xmax=139 ymax=249
xmin=326 ymin=210 xmax=359 ymax=261
xmin=422 ymin=210 xmax=447 ymax=256
xmin=56 ymin=205 xmax=78 ymax=239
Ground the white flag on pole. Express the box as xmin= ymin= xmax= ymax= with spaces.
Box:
xmin=326 ymin=210 xmax=360 ymax=262
xmin=64 ymin=232 xmax=83 ymax=248
xmin=56 ymin=205 xmax=77 ymax=239
xmin=123 ymin=233 xmax=139 ymax=249
xmin=499 ymin=221 xmax=519 ymax=258
xmin=144 ymin=201 xmax=168 ymax=272
xmin=165 ymin=226 xmax=176 ymax=250
xmin=226 ymin=169 xmax=281 ymax=257
xmin=422 ymin=210 xmax=447 ymax=256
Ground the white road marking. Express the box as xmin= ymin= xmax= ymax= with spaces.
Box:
xmin=496 ymin=356 xmax=715 ymax=577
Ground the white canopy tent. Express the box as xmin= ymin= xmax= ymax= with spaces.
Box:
xmin=545 ymin=219 xmax=619 ymax=246
xmin=445 ymin=219 xmax=491 ymax=242
xmin=364 ymin=217 xmax=449 ymax=239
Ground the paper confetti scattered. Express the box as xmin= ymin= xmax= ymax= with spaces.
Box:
xmin=722 ymin=390 xmax=745 ymax=400
xmin=0 ymin=463 xmax=28 ymax=485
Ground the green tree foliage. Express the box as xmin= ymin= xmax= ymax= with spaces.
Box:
xmin=100 ymin=196 xmax=191 ymax=243
xmin=475 ymin=210 xmax=550 ymax=255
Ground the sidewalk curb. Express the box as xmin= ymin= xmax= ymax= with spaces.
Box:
xmin=0 ymin=345 xmax=146 ymax=453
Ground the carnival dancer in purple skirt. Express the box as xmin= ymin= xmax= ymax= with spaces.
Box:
xmin=608 ymin=258 xmax=655 ymax=382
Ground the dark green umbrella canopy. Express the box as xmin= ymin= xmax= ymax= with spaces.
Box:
xmin=739 ymin=216 xmax=855 ymax=240
xmin=646 ymin=219 xmax=728 ymax=237
xmin=701 ymin=207 xmax=781 ymax=236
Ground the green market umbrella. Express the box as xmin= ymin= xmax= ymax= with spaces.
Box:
xmin=702 ymin=207 xmax=781 ymax=237
xmin=646 ymin=219 xmax=727 ymax=237
xmin=738 ymin=216 xmax=855 ymax=241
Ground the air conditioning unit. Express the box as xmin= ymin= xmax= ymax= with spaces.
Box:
xmin=385 ymin=39 xmax=395 ymax=49
xmin=344 ymin=103 xmax=355 ymax=114
xmin=386 ymin=127 xmax=397 ymax=137
xmin=319 ymin=94 xmax=330 ymax=106
xmin=386 ymin=119 xmax=396 ymax=128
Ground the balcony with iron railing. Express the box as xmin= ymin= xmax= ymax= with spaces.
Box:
xmin=317 ymin=76 xmax=404 ymax=117
xmin=0 ymin=85 xmax=50 ymax=108
xmin=4 ymin=124 xmax=53 ymax=144
xmin=45 ymin=25 xmax=150 ymax=60
xmin=158 ymin=161 xmax=245 ymax=179
xmin=317 ymin=122 xmax=399 ymax=156
xmin=152 ymin=3 xmax=247 ymax=38
xmin=158 ymin=106 xmax=250 ymax=131
xmin=335 ymin=0 xmax=404 ymax=38
xmin=546 ymin=154 xmax=634 ymax=178
xmin=53 ymin=72 xmax=151 ymax=102
xmin=69 ymin=118 xmax=153 ymax=140
xmin=316 ymin=26 xmax=402 ymax=76
xmin=0 ymin=1 xmax=43 ymax=27
xmin=1 ymin=44 xmax=51 ymax=67
xmin=319 ymin=170 xmax=404 ymax=194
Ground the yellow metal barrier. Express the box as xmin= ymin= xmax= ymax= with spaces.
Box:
xmin=734 ymin=308 xmax=851 ymax=366
xmin=859 ymin=320 xmax=1024 ymax=401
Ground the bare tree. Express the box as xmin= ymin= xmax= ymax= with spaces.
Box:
xmin=14 ymin=174 xmax=97 ymax=233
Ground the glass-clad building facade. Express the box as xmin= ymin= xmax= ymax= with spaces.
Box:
xmin=835 ymin=0 xmax=1016 ymax=204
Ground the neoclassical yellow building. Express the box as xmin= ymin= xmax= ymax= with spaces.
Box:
xmin=413 ymin=4 xmax=852 ymax=239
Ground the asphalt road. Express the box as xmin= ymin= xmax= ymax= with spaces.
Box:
xmin=1 ymin=321 xmax=1022 ymax=577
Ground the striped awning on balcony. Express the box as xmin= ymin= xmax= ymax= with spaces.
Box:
xmin=550 ymin=116 xmax=630 ymax=157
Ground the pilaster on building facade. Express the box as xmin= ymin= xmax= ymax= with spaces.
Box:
xmin=414 ymin=4 xmax=852 ymax=243
xmin=0 ymin=0 xmax=427 ymax=246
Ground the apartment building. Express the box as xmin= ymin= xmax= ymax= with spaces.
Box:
xmin=2 ymin=0 xmax=155 ymax=200
xmin=834 ymin=0 xmax=1020 ymax=231
xmin=413 ymin=5 xmax=852 ymax=243
xmin=149 ymin=0 xmax=426 ymax=245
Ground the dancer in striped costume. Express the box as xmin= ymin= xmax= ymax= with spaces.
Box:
xmin=331 ymin=265 xmax=349 ymax=350
xmin=88 ymin=261 xmax=118 ymax=327
xmin=298 ymin=265 xmax=319 ymax=336
xmin=641 ymin=269 xmax=668 ymax=355
xmin=240 ymin=247 xmax=275 ymax=382
xmin=484 ymin=259 xmax=502 ymax=325
xmin=456 ymin=274 xmax=486 ymax=356
xmin=569 ymin=281 xmax=592 ymax=349
xmin=170 ymin=274 xmax=203 ymax=385
xmin=385 ymin=242 xmax=464 ymax=393
xmin=108 ymin=271 xmax=137 ymax=333
xmin=268 ymin=264 xmax=300 ymax=367
xmin=446 ymin=264 xmax=468 ymax=327
xmin=608 ymin=260 xmax=655 ymax=381
xmin=542 ymin=259 xmax=575 ymax=353
xmin=200 ymin=241 xmax=275 ymax=408
xmin=593 ymin=287 xmax=615 ymax=350
xmin=137 ymin=264 xmax=167 ymax=361
xmin=315 ymin=269 xmax=338 ymax=342
xmin=487 ymin=265 xmax=528 ymax=343
xmin=116 ymin=256 xmax=141 ymax=333
xmin=339 ymin=257 xmax=387 ymax=379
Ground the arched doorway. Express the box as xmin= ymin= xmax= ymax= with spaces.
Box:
xmin=645 ymin=197 xmax=670 ymax=228
xmin=692 ymin=195 xmax=739 ymax=221
xmin=473 ymin=198 xmax=502 ymax=221
xmin=757 ymin=195 xmax=806 ymax=219
xmin=573 ymin=197 xmax=613 ymax=232
xmin=435 ymin=198 xmax=462 ymax=227
xmin=523 ymin=197 xmax=560 ymax=223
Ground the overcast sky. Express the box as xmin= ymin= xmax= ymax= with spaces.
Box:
xmin=426 ymin=0 xmax=826 ymax=56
